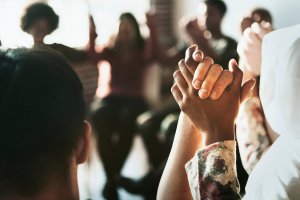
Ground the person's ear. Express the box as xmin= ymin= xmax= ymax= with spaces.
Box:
xmin=76 ymin=121 xmax=91 ymax=164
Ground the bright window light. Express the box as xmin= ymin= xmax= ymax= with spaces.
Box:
xmin=0 ymin=0 xmax=150 ymax=48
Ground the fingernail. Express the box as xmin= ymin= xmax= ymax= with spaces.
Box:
xmin=194 ymin=54 xmax=202 ymax=60
xmin=193 ymin=80 xmax=202 ymax=89
xmin=211 ymin=91 xmax=218 ymax=100
xmin=199 ymin=89 xmax=208 ymax=99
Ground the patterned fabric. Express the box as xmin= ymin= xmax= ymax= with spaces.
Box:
xmin=236 ymin=97 xmax=271 ymax=174
xmin=185 ymin=141 xmax=241 ymax=200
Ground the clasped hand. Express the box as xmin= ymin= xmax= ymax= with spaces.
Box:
xmin=171 ymin=45 xmax=255 ymax=145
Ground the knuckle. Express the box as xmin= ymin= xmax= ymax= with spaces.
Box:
xmin=222 ymin=70 xmax=233 ymax=79
xmin=178 ymin=101 xmax=185 ymax=110
xmin=184 ymin=58 xmax=194 ymax=67
xmin=179 ymin=99 xmax=188 ymax=111
xmin=182 ymin=95 xmax=189 ymax=105
xmin=212 ymin=85 xmax=223 ymax=94
xmin=202 ymin=80 xmax=213 ymax=90
xmin=170 ymin=85 xmax=176 ymax=93
xmin=178 ymin=59 xmax=185 ymax=67
xmin=211 ymin=64 xmax=223 ymax=72
xmin=173 ymin=70 xmax=180 ymax=78
xmin=248 ymin=30 xmax=256 ymax=38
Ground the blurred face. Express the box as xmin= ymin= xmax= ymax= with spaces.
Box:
xmin=199 ymin=3 xmax=223 ymax=32
xmin=28 ymin=18 xmax=50 ymax=44
xmin=117 ymin=18 xmax=137 ymax=43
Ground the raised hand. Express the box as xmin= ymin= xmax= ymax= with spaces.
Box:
xmin=146 ymin=11 xmax=156 ymax=28
xmin=183 ymin=45 xmax=232 ymax=100
xmin=238 ymin=22 xmax=272 ymax=76
xmin=172 ymin=59 xmax=255 ymax=145
xmin=89 ymin=15 xmax=97 ymax=41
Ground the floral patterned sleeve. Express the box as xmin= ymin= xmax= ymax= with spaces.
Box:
xmin=185 ymin=141 xmax=241 ymax=200
xmin=236 ymin=97 xmax=271 ymax=174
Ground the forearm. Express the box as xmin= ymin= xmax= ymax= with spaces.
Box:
xmin=236 ymin=97 xmax=271 ymax=174
xmin=157 ymin=112 xmax=202 ymax=200
xmin=143 ymin=23 xmax=159 ymax=62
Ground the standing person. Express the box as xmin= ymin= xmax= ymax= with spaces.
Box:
xmin=183 ymin=0 xmax=238 ymax=69
xmin=20 ymin=2 xmax=98 ymax=104
xmin=20 ymin=2 xmax=86 ymax=61
xmin=0 ymin=47 xmax=91 ymax=200
xmin=90 ymin=12 xmax=157 ymax=200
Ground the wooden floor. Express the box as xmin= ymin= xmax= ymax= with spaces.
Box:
xmin=78 ymin=135 xmax=150 ymax=200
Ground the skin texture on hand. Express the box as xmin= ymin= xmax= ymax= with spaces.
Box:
xmin=183 ymin=45 xmax=255 ymax=102
xmin=171 ymin=46 xmax=255 ymax=146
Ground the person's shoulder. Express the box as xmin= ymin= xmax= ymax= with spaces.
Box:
xmin=48 ymin=43 xmax=88 ymax=62
xmin=48 ymin=43 xmax=70 ymax=51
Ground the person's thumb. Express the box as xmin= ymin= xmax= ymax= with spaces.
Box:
xmin=241 ymin=79 xmax=256 ymax=103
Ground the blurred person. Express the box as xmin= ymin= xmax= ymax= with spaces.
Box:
xmin=21 ymin=2 xmax=98 ymax=104
xmin=237 ymin=21 xmax=277 ymax=174
xmin=183 ymin=0 xmax=238 ymax=69
xmin=20 ymin=2 xmax=85 ymax=61
xmin=89 ymin=12 xmax=158 ymax=200
xmin=20 ymin=2 xmax=98 ymax=81
xmin=0 ymin=47 xmax=91 ymax=200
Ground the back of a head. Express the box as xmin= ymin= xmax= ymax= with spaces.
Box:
xmin=0 ymin=47 xmax=85 ymax=197
xmin=204 ymin=0 xmax=227 ymax=17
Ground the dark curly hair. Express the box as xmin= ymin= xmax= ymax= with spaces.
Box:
xmin=204 ymin=0 xmax=227 ymax=17
xmin=21 ymin=3 xmax=59 ymax=34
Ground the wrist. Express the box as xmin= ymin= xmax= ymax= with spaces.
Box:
xmin=201 ymin=125 xmax=235 ymax=146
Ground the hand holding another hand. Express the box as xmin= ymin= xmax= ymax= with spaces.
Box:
xmin=171 ymin=45 xmax=255 ymax=145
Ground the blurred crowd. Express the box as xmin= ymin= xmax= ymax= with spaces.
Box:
xmin=1 ymin=0 xmax=300 ymax=200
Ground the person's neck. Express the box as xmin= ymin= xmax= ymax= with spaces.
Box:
xmin=34 ymin=39 xmax=44 ymax=45
xmin=210 ymin=28 xmax=223 ymax=39
xmin=6 ymin=165 xmax=79 ymax=200
xmin=115 ymin=41 xmax=136 ymax=51
xmin=32 ymin=178 xmax=79 ymax=200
